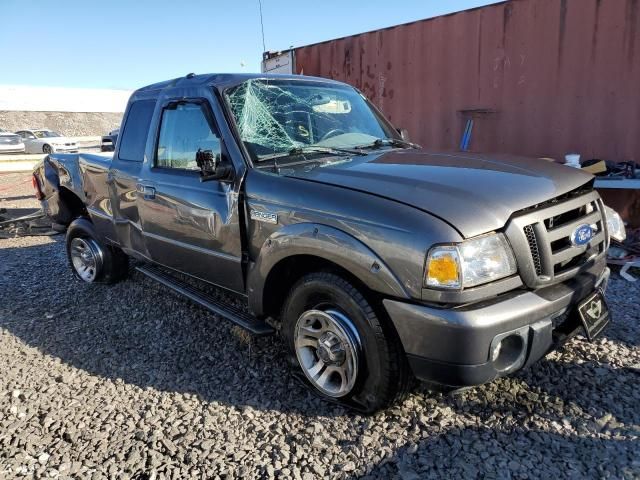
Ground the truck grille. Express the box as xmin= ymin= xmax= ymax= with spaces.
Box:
xmin=506 ymin=186 xmax=607 ymax=288
xmin=523 ymin=224 xmax=543 ymax=276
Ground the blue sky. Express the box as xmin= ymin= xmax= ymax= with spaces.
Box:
xmin=1 ymin=0 xmax=500 ymax=90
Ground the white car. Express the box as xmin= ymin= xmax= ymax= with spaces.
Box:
xmin=15 ymin=129 xmax=78 ymax=154
xmin=0 ymin=128 xmax=26 ymax=154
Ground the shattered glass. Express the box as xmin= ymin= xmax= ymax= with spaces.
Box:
xmin=225 ymin=79 xmax=392 ymax=161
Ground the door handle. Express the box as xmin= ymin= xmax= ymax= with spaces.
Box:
xmin=136 ymin=184 xmax=156 ymax=200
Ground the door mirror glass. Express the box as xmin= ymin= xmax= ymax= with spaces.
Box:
xmin=196 ymin=148 xmax=231 ymax=182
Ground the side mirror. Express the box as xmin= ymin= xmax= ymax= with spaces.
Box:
xmin=397 ymin=128 xmax=410 ymax=142
xmin=196 ymin=149 xmax=232 ymax=182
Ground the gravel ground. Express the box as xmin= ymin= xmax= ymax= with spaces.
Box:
xmin=1 ymin=173 xmax=639 ymax=479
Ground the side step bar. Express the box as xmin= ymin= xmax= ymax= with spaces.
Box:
xmin=136 ymin=264 xmax=275 ymax=336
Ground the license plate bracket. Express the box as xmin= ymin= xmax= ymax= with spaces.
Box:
xmin=576 ymin=290 xmax=610 ymax=341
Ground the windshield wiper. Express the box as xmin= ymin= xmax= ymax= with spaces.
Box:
xmin=258 ymin=145 xmax=366 ymax=162
xmin=356 ymin=138 xmax=421 ymax=150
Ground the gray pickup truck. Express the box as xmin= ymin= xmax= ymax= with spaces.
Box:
xmin=32 ymin=73 xmax=624 ymax=412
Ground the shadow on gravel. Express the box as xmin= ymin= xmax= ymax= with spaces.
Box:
xmin=0 ymin=239 xmax=344 ymax=417
xmin=0 ymin=195 xmax=36 ymax=202
xmin=352 ymin=354 xmax=640 ymax=478
xmin=2 ymin=239 xmax=639 ymax=478
xmin=353 ymin=423 xmax=638 ymax=479
xmin=520 ymin=359 xmax=640 ymax=423
xmin=0 ymin=207 xmax=40 ymax=218
xmin=455 ymin=359 xmax=640 ymax=428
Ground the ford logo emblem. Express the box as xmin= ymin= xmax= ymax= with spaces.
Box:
xmin=571 ymin=224 xmax=594 ymax=247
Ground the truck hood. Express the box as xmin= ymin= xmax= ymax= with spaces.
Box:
xmin=283 ymin=150 xmax=594 ymax=238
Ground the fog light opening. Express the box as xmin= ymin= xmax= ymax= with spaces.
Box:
xmin=491 ymin=334 xmax=525 ymax=372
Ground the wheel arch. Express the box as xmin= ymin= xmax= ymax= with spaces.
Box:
xmin=247 ymin=223 xmax=410 ymax=318
xmin=39 ymin=155 xmax=88 ymax=226
xmin=66 ymin=216 xmax=128 ymax=284
xmin=47 ymin=185 xmax=88 ymax=226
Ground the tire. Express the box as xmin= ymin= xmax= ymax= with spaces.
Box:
xmin=43 ymin=144 xmax=53 ymax=154
xmin=65 ymin=218 xmax=128 ymax=284
xmin=281 ymin=272 xmax=414 ymax=413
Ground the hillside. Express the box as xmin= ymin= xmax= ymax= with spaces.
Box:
xmin=0 ymin=111 xmax=123 ymax=136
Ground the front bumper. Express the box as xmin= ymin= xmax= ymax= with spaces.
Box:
xmin=385 ymin=261 xmax=610 ymax=388
xmin=51 ymin=146 xmax=78 ymax=153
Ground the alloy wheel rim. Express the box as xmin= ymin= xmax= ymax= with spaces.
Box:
xmin=70 ymin=237 xmax=101 ymax=282
xmin=294 ymin=309 xmax=361 ymax=398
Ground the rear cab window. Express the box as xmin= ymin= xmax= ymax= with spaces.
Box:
xmin=118 ymin=100 xmax=156 ymax=161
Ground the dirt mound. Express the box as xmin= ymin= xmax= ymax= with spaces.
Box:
xmin=0 ymin=111 xmax=123 ymax=137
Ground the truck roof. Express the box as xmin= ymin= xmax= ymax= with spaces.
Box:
xmin=135 ymin=73 xmax=343 ymax=94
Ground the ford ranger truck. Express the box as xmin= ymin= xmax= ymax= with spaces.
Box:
xmin=32 ymin=73 xmax=626 ymax=413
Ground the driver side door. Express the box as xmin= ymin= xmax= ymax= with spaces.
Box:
xmin=137 ymin=98 xmax=244 ymax=293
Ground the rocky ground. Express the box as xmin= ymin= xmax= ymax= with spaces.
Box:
xmin=0 ymin=172 xmax=639 ymax=479
xmin=0 ymin=112 xmax=122 ymax=138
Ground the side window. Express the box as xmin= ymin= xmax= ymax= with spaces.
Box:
xmin=156 ymin=102 xmax=221 ymax=170
xmin=118 ymin=99 xmax=156 ymax=161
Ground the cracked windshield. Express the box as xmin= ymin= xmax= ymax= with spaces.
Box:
xmin=225 ymin=79 xmax=395 ymax=162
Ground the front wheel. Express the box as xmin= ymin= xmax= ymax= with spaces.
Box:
xmin=66 ymin=218 xmax=128 ymax=284
xmin=43 ymin=144 xmax=53 ymax=154
xmin=282 ymin=272 xmax=413 ymax=413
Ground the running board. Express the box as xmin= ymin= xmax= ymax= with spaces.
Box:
xmin=136 ymin=264 xmax=275 ymax=336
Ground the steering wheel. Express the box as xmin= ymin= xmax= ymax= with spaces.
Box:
xmin=320 ymin=129 xmax=346 ymax=142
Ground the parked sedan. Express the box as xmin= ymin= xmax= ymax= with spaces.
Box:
xmin=0 ymin=129 xmax=26 ymax=154
xmin=16 ymin=129 xmax=78 ymax=154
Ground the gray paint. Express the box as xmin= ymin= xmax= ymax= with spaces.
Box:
xmin=283 ymin=150 xmax=594 ymax=239
xmin=386 ymin=261 xmax=609 ymax=366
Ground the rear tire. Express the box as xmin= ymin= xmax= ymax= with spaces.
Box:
xmin=65 ymin=218 xmax=128 ymax=284
xmin=43 ymin=144 xmax=53 ymax=154
xmin=281 ymin=272 xmax=413 ymax=413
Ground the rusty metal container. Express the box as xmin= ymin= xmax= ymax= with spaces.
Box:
xmin=292 ymin=0 xmax=640 ymax=164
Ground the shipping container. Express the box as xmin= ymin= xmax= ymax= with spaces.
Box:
xmin=277 ymin=0 xmax=640 ymax=165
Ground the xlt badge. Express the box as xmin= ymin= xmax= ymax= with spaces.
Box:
xmin=250 ymin=210 xmax=278 ymax=224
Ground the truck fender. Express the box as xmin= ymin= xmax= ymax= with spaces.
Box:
xmin=39 ymin=156 xmax=87 ymax=225
xmin=247 ymin=223 xmax=410 ymax=316
xmin=43 ymin=155 xmax=86 ymax=200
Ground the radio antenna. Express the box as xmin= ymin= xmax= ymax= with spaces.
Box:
xmin=258 ymin=0 xmax=266 ymax=54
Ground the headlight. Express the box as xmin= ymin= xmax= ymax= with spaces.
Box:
xmin=604 ymin=205 xmax=626 ymax=242
xmin=426 ymin=233 xmax=517 ymax=289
